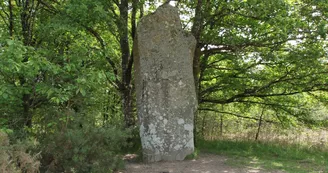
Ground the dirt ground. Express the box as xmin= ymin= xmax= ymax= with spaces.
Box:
xmin=120 ymin=153 xmax=284 ymax=173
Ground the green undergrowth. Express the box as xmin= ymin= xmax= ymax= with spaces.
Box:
xmin=197 ymin=139 xmax=328 ymax=173
xmin=185 ymin=148 xmax=200 ymax=160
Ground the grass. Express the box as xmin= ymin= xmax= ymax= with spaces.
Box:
xmin=197 ymin=139 xmax=328 ymax=173
xmin=185 ymin=148 xmax=200 ymax=160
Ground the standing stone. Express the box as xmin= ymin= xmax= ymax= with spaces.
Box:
xmin=134 ymin=4 xmax=197 ymax=162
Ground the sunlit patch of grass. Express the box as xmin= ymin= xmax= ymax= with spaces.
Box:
xmin=198 ymin=139 xmax=328 ymax=173
xmin=271 ymin=162 xmax=283 ymax=168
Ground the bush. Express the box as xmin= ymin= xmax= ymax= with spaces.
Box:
xmin=40 ymin=122 xmax=129 ymax=173
xmin=0 ymin=131 xmax=41 ymax=173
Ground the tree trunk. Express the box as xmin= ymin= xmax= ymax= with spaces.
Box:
xmin=201 ymin=114 xmax=207 ymax=138
xmin=19 ymin=0 xmax=36 ymax=128
xmin=20 ymin=0 xmax=33 ymax=46
xmin=255 ymin=109 xmax=264 ymax=141
xmin=220 ymin=114 xmax=223 ymax=137
xmin=8 ymin=0 xmax=14 ymax=37
xmin=191 ymin=0 xmax=204 ymax=148
xmin=191 ymin=0 xmax=203 ymax=98
xmin=119 ymin=0 xmax=134 ymax=128
xmin=122 ymin=87 xmax=134 ymax=127
xmin=22 ymin=94 xmax=32 ymax=127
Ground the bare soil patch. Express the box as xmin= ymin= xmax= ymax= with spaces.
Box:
xmin=120 ymin=153 xmax=284 ymax=173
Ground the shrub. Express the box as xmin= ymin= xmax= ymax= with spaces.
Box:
xmin=40 ymin=122 xmax=129 ymax=173
xmin=0 ymin=131 xmax=41 ymax=173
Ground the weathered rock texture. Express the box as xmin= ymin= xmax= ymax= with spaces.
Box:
xmin=134 ymin=4 xmax=197 ymax=162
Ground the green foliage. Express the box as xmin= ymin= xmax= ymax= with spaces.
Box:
xmin=1 ymin=0 xmax=130 ymax=172
xmin=193 ymin=0 xmax=328 ymax=127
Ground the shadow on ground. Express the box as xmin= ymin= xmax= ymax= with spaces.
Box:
xmin=119 ymin=153 xmax=284 ymax=173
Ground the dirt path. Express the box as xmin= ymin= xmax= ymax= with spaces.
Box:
xmin=120 ymin=153 xmax=284 ymax=173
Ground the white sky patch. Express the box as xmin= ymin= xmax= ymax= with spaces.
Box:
xmin=244 ymin=52 xmax=261 ymax=62
xmin=312 ymin=11 xmax=321 ymax=17
xmin=218 ymin=28 xmax=226 ymax=37
xmin=169 ymin=1 xmax=178 ymax=6
xmin=144 ymin=1 xmax=178 ymax=11
xmin=287 ymin=40 xmax=299 ymax=46
xmin=200 ymin=44 xmax=231 ymax=53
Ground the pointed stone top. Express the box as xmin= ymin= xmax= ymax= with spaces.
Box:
xmin=137 ymin=4 xmax=182 ymax=33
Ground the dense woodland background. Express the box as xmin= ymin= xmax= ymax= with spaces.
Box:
xmin=1 ymin=0 xmax=328 ymax=172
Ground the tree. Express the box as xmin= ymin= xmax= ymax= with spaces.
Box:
xmin=1 ymin=0 xmax=328 ymax=170
xmin=177 ymin=0 xmax=328 ymax=127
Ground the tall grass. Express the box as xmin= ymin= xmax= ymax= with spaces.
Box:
xmin=198 ymin=113 xmax=328 ymax=150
